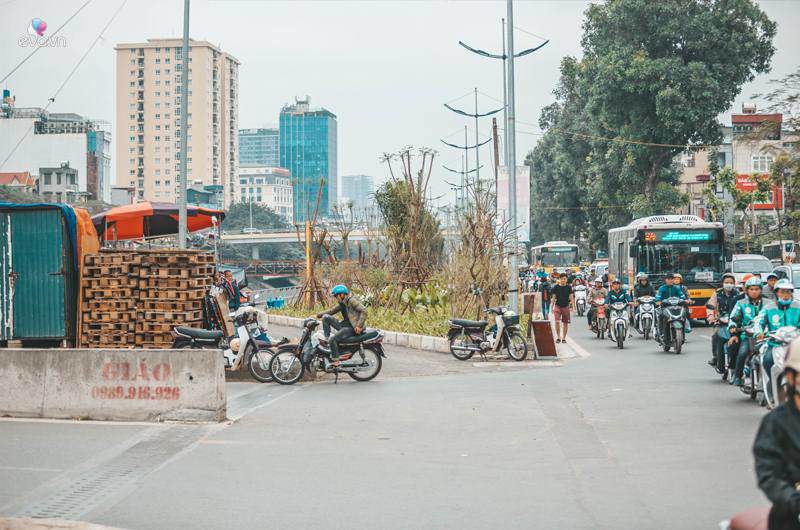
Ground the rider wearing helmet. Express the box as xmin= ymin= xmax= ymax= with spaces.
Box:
xmin=753 ymin=337 xmax=800 ymax=530
xmin=655 ymin=273 xmax=687 ymax=342
xmin=727 ymin=276 xmax=763 ymax=386
xmin=633 ymin=272 xmax=655 ymax=298
xmin=754 ymin=279 xmax=800 ymax=392
xmin=587 ymin=277 xmax=608 ymax=330
xmin=316 ymin=284 xmax=369 ymax=363
xmin=707 ymin=273 xmax=741 ymax=368
xmin=673 ymin=273 xmax=694 ymax=333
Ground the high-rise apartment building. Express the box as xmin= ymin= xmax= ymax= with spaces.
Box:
xmin=114 ymin=38 xmax=240 ymax=204
xmin=340 ymin=174 xmax=374 ymax=212
xmin=279 ymin=97 xmax=337 ymax=221
xmin=239 ymin=128 xmax=279 ymax=166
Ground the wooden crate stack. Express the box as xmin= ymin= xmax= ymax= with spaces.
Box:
xmin=80 ymin=249 xmax=215 ymax=348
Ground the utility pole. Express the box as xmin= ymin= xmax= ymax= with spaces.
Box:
xmin=474 ymin=88 xmax=480 ymax=184
xmin=506 ymin=0 xmax=518 ymax=312
xmin=177 ymin=0 xmax=190 ymax=249
xmin=501 ymin=18 xmax=508 ymax=168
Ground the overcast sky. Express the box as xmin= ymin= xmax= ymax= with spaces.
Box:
xmin=1 ymin=0 xmax=798 ymax=204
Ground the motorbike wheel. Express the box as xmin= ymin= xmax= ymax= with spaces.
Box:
xmin=247 ymin=345 xmax=274 ymax=383
xmin=449 ymin=332 xmax=475 ymax=361
xmin=268 ymin=346 xmax=305 ymax=385
xmin=505 ymin=331 xmax=528 ymax=361
xmin=750 ymin=363 xmax=759 ymax=401
xmin=347 ymin=346 xmax=383 ymax=382
xmin=661 ymin=331 xmax=671 ymax=352
xmin=616 ymin=324 xmax=625 ymax=349
xmin=673 ymin=329 xmax=684 ymax=355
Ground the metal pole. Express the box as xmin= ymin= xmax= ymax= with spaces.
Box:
xmin=506 ymin=0 xmax=518 ymax=312
xmin=177 ymin=0 xmax=190 ymax=249
xmin=463 ymin=126 xmax=469 ymax=206
xmin=501 ymin=18 xmax=508 ymax=167
xmin=474 ymin=87 xmax=480 ymax=187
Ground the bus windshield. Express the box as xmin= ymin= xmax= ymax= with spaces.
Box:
xmin=638 ymin=242 xmax=724 ymax=282
xmin=540 ymin=248 xmax=578 ymax=267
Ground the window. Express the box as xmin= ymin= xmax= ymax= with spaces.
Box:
xmin=44 ymin=173 xmax=51 ymax=185
xmin=56 ymin=173 xmax=62 ymax=185
xmin=752 ymin=154 xmax=774 ymax=173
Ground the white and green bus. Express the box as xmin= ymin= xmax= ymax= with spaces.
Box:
xmin=531 ymin=241 xmax=580 ymax=275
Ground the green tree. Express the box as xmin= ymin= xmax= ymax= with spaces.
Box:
xmin=528 ymin=0 xmax=776 ymax=250
xmin=218 ymin=202 xmax=302 ymax=261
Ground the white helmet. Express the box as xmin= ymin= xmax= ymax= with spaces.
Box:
xmin=775 ymin=279 xmax=795 ymax=292
xmin=594 ymin=277 xmax=603 ymax=284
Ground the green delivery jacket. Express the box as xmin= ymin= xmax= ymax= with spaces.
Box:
xmin=753 ymin=299 xmax=800 ymax=344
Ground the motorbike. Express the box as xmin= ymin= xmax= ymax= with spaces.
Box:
xmin=268 ymin=318 xmax=386 ymax=385
xmin=607 ymin=300 xmax=630 ymax=349
xmin=710 ymin=312 xmax=732 ymax=381
xmin=591 ymin=297 xmax=607 ymax=339
xmin=658 ymin=297 xmax=687 ymax=354
xmin=172 ymin=305 xmax=286 ymax=383
xmin=761 ymin=326 xmax=800 ymax=410
xmin=635 ymin=296 xmax=656 ymax=341
xmin=737 ymin=322 xmax=763 ymax=402
xmin=574 ymin=285 xmax=588 ymax=317
xmin=448 ymin=307 xmax=528 ymax=361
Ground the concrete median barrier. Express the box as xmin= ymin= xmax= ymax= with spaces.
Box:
xmin=0 ymin=348 xmax=225 ymax=422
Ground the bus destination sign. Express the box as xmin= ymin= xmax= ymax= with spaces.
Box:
xmin=643 ymin=230 xmax=717 ymax=243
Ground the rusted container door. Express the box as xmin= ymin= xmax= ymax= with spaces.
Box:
xmin=11 ymin=209 xmax=67 ymax=339
xmin=0 ymin=213 xmax=10 ymax=340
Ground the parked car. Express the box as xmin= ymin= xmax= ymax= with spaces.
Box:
xmin=772 ymin=264 xmax=800 ymax=302
xmin=727 ymin=254 xmax=773 ymax=285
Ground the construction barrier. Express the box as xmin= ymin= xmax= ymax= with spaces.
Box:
xmin=0 ymin=348 xmax=225 ymax=422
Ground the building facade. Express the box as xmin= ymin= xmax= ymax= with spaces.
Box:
xmin=279 ymin=97 xmax=337 ymax=221
xmin=340 ymin=174 xmax=374 ymax=212
xmin=114 ymin=38 xmax=240 ymax=205
xmin=237 ymin=166 xmax=294 ymax=222
xmin=239 ymin=128 xmax=279 ymax=166
xmin=39 ymin=163 xmax=81 ymax=203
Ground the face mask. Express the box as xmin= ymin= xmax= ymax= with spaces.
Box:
xmin=723 ymin=284 xmax=734 ymax=291
xmin=778 ymin=298 xmax=792 ymax=307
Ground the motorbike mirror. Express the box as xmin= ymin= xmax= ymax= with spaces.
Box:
xmin=253 ymin=293 xmax=261 ymax=301
xmin=629 ymin=246 xmax=637 ymax=258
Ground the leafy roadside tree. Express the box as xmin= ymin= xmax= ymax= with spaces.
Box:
xmin=528 ymin=0 xmax=776 ymax=251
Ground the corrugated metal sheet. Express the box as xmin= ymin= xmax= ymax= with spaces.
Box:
xmin=11 ymin=209 xmax=67 ymax=339
xmin=0 ymin=214 xmax=10 ymax=340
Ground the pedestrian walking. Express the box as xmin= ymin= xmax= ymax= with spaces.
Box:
xmin=550 ymin=274 xmax=574 ymax=343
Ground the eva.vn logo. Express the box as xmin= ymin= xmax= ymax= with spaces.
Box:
xmin=18 ymin=18 xmax=66 ymax=47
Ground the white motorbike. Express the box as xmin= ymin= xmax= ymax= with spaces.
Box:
xmin=635 ymin=296 xmax=657 ymax=341
xmin=761 ymin=326 xmax=800 ymax=410
xmin=574 ymin=285 xmax=588 ymax=316
xmin=608 ymin=301 xmax=630 ymax=349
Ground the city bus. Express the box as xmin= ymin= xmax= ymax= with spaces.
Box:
xmin=762 ymin=240 xmax=796 ymax=265
xmin=531 ymin=241 xmax=581 ymax=274
xmin=608 ymin=215 xmax=726 ymax=320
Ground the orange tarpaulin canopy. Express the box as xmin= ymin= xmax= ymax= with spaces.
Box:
xmin=92 ymin=201 xmax=225 ymax=241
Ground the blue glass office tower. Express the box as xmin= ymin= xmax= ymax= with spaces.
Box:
xmin=279 ymin=98 xmax=337 ymax=222
xmin=239 ymin=128 xmax=279 ymax=167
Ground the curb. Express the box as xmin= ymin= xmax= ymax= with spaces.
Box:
xmin=266 ymin=314 xmax=452 ymax=353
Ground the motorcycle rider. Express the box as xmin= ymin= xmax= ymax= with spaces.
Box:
xmin=316 ymin=284 xmax=368 ymax=365
xmin=587 ymin=277 xmax=608 ymax=331
xmin=655 ymin=273 xmax=687 ymax=343
xmin=754 ymin=280 xmax=800 ymax=397
xmin=706 ymin=273 xmax=742 ymax=368
xmin=728 ymin=277 xmax=765 ymax=387
xmin=633 ymin=272 xmax=656 ymax=298
xmin=673 ymin=273 xmax=694 ymax=333
xmin=753 ymin=338 xmax=800 ymax=530
xmin=763 ymin=272 xmax=779 ymax=302
xmin=605 ymin=278 xmax=631 ymax=334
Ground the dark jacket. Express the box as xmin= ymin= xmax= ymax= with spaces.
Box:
xmin=223 ymin=279 xmax=241 ymax=311
xmin=753 ymin=401 xmax=800 ymax=529
xmin=321 ymin=295 xmax=368 ymax=330
xmin=708 ymin=288 xmax=742 ymax=317
xmin=633 ymin=282 xmax=656 ymax=298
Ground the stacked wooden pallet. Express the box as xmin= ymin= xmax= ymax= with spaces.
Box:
xmin=80 ymin=249 xmax=215 ymax=348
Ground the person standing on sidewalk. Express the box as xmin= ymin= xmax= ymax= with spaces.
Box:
xmin=550 ymin=274 xmax=574 ymax=344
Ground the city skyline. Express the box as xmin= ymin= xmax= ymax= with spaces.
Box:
xmin=0 ymin=1 xmax=798 ymax=205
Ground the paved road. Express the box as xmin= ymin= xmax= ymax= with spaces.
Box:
xmin=0 ymin=320 xmax=768 ymax=529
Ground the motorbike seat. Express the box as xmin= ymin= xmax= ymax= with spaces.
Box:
xmin=450 ymin=319 xmax=488 ymax=329
xmin=339 ymin=329 xmax=380 ymax=345
xmin=174 ymin=327 xmax=223 ymax=340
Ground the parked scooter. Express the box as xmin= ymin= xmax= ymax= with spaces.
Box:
xmin=448 ymin=307 xmax=528 ymax=361
xmin=635 ymin=296 xmax=656 ymax=341
xmin=658 ymin=297 xmax=688 ymax=354
xmin=761 ymin=326 xmax=800 ymax=410
xmin=591 ymin=297 xmax=607 ymax=339
xmin=574 ymin=285 xmax=588 ymax=317
xmin=172 ymin=305 xmax=286 ymax=383
xmin=268 ymin=317 xmax=386 ymax=385
xmin=607 ymin=300 xmax=630 ymax=349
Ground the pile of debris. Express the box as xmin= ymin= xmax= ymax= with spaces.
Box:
xmin=80 ymin=249 xmax=215 ymax=348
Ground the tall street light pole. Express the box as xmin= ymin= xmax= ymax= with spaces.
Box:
xmin=501 ymin=18 xmax=508 ymax=168
xmin=177 ymin=0 xmax=190 ymax=249
xmin=506 ymin=0 xmax=519 ymax=312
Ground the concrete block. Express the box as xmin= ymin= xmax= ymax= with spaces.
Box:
xmin=396 ymin=333 xmax=409 ymax=347
xmin=382 ymin=331 xmax=397 ymax=345
xmin=408 ymin=334 xmax=423 ymax=350
xmin=0 ymin=349 xmax=226 ymax=423
xmin=420 ymin=335 xmax=436 ymax=352
xmin=433 ymin=337 xmax=450 ymax=353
